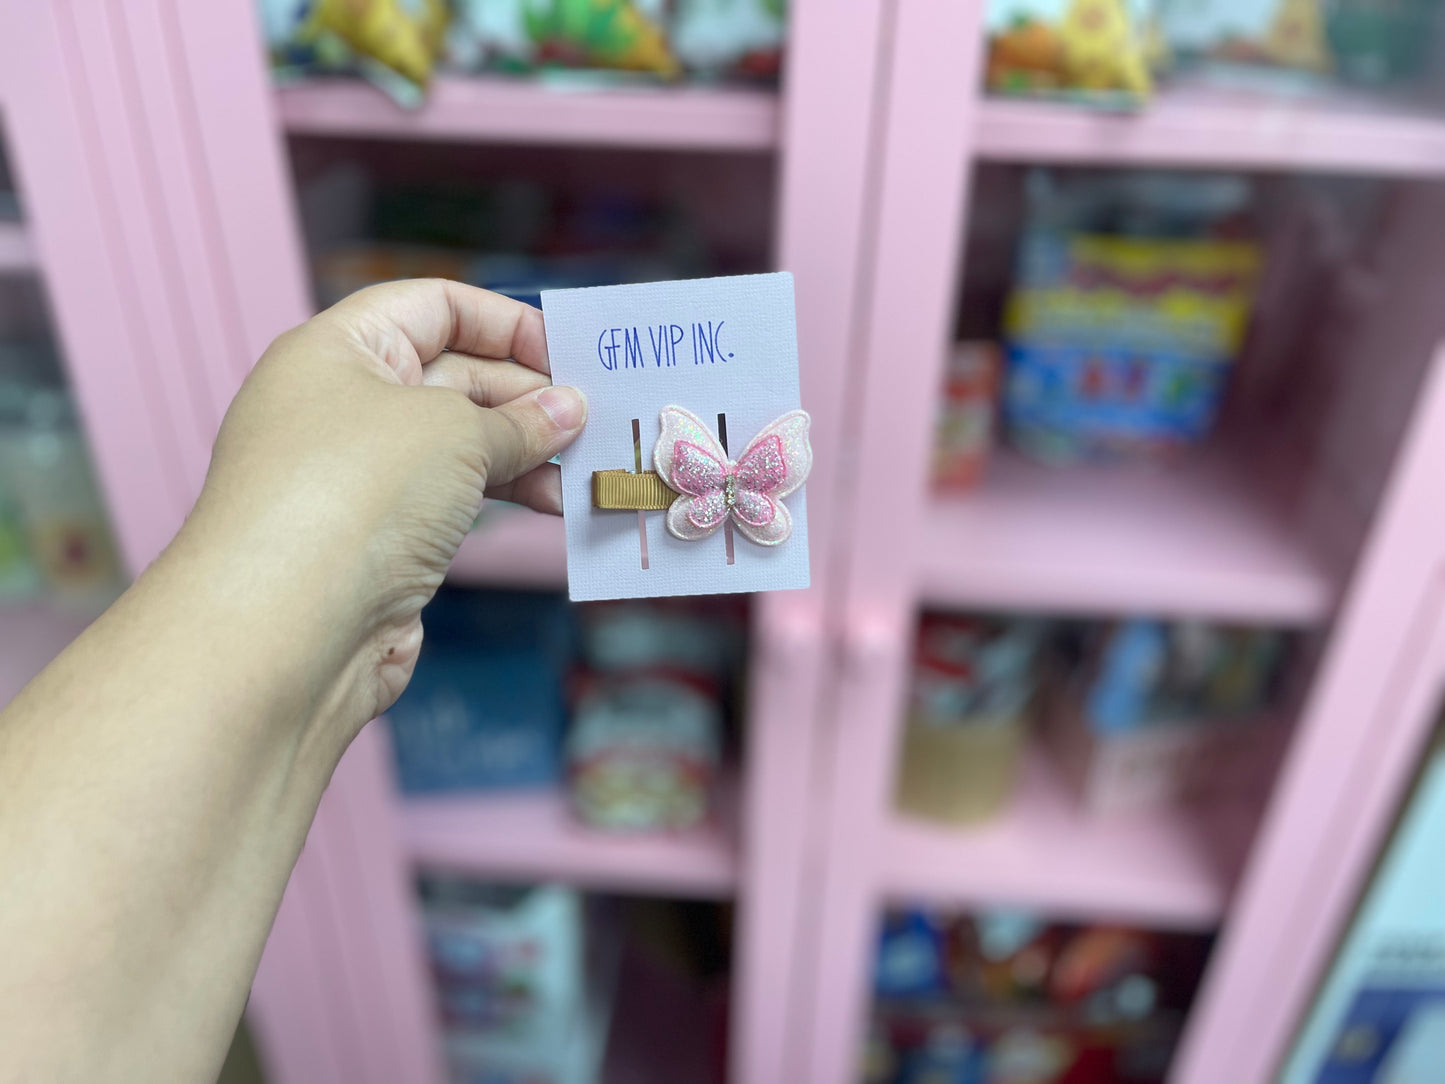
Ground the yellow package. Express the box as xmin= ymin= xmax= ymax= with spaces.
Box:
xmin=986 ymin=0 xmax=1154 ymax=102
xmin=307 ymin=0 xmax=450 ymax=88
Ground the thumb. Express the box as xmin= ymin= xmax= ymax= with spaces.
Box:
xmin=477 ymin=385 xmax=587 ymax=486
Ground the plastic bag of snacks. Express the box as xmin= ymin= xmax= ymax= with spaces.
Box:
xmin=449 ymin=0 xmax=680 ymax=77
xmin=985 ymin=0 xmax=1159 ymax=105
xmin=262 ymin=0 xmax=450 ymax=103
xmin=564 ymin=600 xmax=741 ymax=831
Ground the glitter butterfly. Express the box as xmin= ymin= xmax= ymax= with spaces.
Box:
xmin=654 ymin=405 xmax=812 ymax=547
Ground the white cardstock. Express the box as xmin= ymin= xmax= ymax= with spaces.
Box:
xmin=542 ymin=272 xmax=810 ymax=602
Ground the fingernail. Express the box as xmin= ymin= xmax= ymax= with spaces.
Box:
xmin=537 ymin=386 xmax=586 ymax=431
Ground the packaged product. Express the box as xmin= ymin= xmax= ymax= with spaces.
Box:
xmin=1159 ymin=0 xmax=1331 ymax=73
xmin=564 ymin=599 xmax=740 ymax=831
xmin=1001 ymin=170 xmax=1262 ymax=464
xmin=1326 ymin=0 xmax=1443 ymax=86
xmin=985 ymin=0 xmax=1157 ymax=104
xmin=567 ymin=674 xmax=722 ymax=831
xmin=895 ymin=614 xmax=1046 ymax=826
xmin=1043 ymin=619 xmax=1290 ymax=813
xmin=262 ymin=0 xmax=449 ymax=103
xmin=387 ymin=588 xmax=574 ymax=794
xmin=449 ymin=0 xmax=680 ymax=77
xmin=933 ymin=342 xmax=999 ymax=491
xmin=671 ymin=0 xmax=787 ymax=80
xmin=422 ymin=876 xmax=615 ymax=1084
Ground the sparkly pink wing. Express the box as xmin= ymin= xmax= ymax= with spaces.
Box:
xmin=732 ymin=410 xmax=811 ymax=547
xmin=656 ymin=405 xmax=730 ymax=541
xmin=740 ymin=410 xmax=811 ymax=499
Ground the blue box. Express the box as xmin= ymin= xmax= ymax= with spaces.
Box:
xmin=388 ymin=588 xmax=574 ymax=794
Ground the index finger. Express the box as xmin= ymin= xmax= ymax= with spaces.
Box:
xmin=328 ymin=278 xmax=550 ymax=376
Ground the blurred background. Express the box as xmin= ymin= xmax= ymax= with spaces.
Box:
xmin=4 ymin=1 xmax=1445 ymax=1082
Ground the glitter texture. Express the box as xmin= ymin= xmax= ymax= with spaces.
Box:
xmin=654 ymin=405 xmax=812 ymax=547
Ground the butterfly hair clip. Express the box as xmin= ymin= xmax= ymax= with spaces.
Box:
xmin=591 ymin=405 xmax=812 ymax=552
xmin=656 ymin=405 xmax=811 ymax=546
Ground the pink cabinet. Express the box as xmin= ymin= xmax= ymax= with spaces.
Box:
xmin=4 ymin=2 xmax=1445 ymax=1082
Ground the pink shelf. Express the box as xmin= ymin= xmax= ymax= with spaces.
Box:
xmin=975 ymin=84 xmax=1445 ymax=177
xmin=401 ymin=785 xmax=737 ymax=899
xmin=277 ymin=76 xmax=780 ymax=152
xmin=917 ymin=451 xmax=1332 ymax=623
xmin=0 ymin=603 xmax=94 ymax=702
xmin=0 ymin=220 xmax=35 ymax=273
xmin=448 ymin=507 xmax=566 ymax=589
xmin=880 ymin=754 xmax=1260 ymax=929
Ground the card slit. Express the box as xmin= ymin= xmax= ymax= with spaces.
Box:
xmin=632 ymin=418 xmax=649 ymax=570
xmin=718 ymin=412 xmax=735 ymax=566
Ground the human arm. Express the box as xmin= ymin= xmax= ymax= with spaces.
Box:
xmin=0 ymin=280 xmax=586 ymax=1083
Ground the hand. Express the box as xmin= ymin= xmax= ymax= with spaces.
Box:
xmin=178 ymin=279 xmax=586 ymax=749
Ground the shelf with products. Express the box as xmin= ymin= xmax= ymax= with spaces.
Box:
xmin=920 ymin=162 xmax=1414 ymax=625
xmin=974 ymin=84 xmax=1445 ymax=179
xmin=881 ymin=752 xmax=1258 ymax=930
xmin=918 ymin=450 xmax=1333 ymax=624
xmin=882 ymin=609 xmax=1290 ymax=931
xmin=278 ymin=76 xmax=781 ymax=153
xmin=975 ymin=0 xmax=1445 ymax=179
xmin=387 ymin=585 xmax=749 ymax=899
xmin=290 ymin=137 xmax=776 ymax=313
xmin=424 ymin=879 xmax=731 ymax=1084
xmin=866 ymin=905 xmax=1216 ymax=1084
xmin=403 ymin=781 xmax=738 ymax=900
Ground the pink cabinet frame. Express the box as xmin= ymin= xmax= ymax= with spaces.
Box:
xmin=6 ymin=2 xmax=1445 ymax=1082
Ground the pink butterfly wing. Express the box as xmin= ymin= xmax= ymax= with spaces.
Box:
xmin=740 ymin=410 xmax=811 ymax=500
xmin=655 ymin=405 xmax=726 ymax=483
xmin=733 ymin=434 xmax=788 ymax=496
xmin=658 ymin=406 xmax=730 ymax=541
xmin=671 ymin=440 xmax=728 ymax=498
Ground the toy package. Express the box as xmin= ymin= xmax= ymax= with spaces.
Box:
xmin=985 ymin=0 xmax=1159 ymax=105
xmin=1001 ymin=170 xmax=1261 ymax=464
xmin=386 ymin=588 xmax=575 ymax=794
